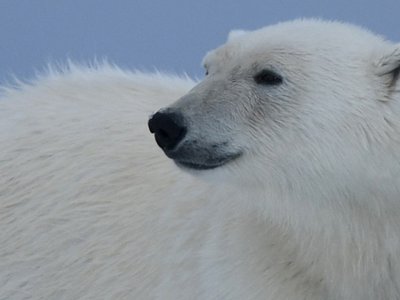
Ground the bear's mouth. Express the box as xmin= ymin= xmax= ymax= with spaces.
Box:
xmin=174 ymin=152 xmax=242 ymax=170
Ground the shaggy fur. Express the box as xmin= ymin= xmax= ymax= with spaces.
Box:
xmin=2 ymin=19 xmax=400 ymax=299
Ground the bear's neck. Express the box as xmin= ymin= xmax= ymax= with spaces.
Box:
xmin=241 ymin=176 xmax=400 ymax=299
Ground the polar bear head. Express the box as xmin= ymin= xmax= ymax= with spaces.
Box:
xmin=149 ymin=19 xmax=400 ymax=189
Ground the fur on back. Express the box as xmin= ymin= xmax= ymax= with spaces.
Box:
xmin=0 ymin=64 xmax=207 ymax=299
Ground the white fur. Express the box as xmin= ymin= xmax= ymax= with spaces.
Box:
xmin=2 ymin=20 xmax=400 ymax=299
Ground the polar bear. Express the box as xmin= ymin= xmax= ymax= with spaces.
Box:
xmin=2 ymin=19 xmax=400 ymax=300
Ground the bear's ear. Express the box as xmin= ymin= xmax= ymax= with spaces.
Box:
xmin=227 ymin=29 xmax=247 ymax=42
xmin=375 ymin=44 xmax=400 ymax=88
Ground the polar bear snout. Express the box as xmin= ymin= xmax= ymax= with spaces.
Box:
xmin=148 ymin=111 xmax=187 ymax=151
xmin=148 ymin=107 xmax=243 ymax=171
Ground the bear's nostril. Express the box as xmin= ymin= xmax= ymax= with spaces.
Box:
xmin=158 ymin=129 xmax=168 ymax=139
xmin=148 ymin=111 xmax=186 ymax=151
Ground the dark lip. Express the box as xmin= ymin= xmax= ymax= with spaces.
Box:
xmin=175 ymin=152 xmax=242 ymax=170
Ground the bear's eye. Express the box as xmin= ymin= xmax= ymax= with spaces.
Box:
xmin=254 ymin=69 xmax=283 ymax=86
xmin=203 ymin=64 xmax=209 ymax=76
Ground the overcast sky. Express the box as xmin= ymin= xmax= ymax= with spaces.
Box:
xmin=0 ymin=0 xmax=399 ymax=82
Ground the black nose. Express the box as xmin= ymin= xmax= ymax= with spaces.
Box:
xmin=148 ymin=111 xmax=186 ymax=150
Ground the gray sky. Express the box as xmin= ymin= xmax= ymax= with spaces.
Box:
xmin=0 ymin=0 xmax=399 ymax=82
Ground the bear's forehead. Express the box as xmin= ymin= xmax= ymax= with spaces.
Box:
xmin=204 ymin=44 xmax=305 ymax=71
xmin=203 ymin=19 xmax=390 ymax=70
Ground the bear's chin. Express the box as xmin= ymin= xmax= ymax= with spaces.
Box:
xmin=174 ymin=152 xmax=242 ymax=171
